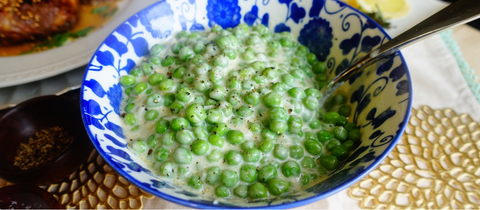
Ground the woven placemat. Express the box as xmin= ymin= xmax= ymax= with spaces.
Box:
xmin=3 ymin=106 xmax=478 ymax=209
xmin=348 ymin=106 xmax=480 ymax=209
xmin=0 ymin=150 xmax=154 ymax=209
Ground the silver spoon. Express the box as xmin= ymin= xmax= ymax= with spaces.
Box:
xmin=319 ymin=0 xmax=480 ymax=106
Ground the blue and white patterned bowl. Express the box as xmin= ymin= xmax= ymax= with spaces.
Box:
xmin=80 ymin=0 xmax=412 ymax=208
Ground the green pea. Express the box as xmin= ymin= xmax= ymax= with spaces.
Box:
xmin=208 ymin=134 xmax=224 ymax=148
xmin=129 ymin=67 xmax=142 ymax=77
xmin=225 ymin=150 xmax=243 ymax=166
xmin=244 ymin=91 xmax=260 ymax=106
xmin=273 ymin=144 xmax=288 ymax=160
xmin=258 ymin=164 xmax=277 ymax=183
xmin=290 ymin=69 xmax=306 ymax=80
xmin=312 ymin=62 xmax=326 ymax=73
xmin=241 ymin=141 xmax=255 ymax=151
xmin=145 ymin=94 xmax=163 ymax=107
xmin=259 ymin=140 xmax=274 ymax=153
xmin=212 ymin=123 xmax=229 ymax=136
xmin=170 ymin=117 xmax=188 ymax=131
xmin=271 ymin=82 xmax=287 ymax=92
xmin=267 ymin=177 xmax=289 ymax=196
xmin=342 ymin=140 xmax=356 ymax=151
xmin=345 ymin=122 xmax=357 ymax=131
xmin=348 ymin=129 xmax=361 ymax=142
xmin=306 ymin=53 xmax=317 ymax=64
xmin=304 ymin=139 xmax=322 ymax=155
xmin=289 ymin=145 xmax=304 ymax=159
xmin=323 ymin=111 xmax=341 ymax=124
xmin=270 ymin=120 xmax=287 ymax=134
xmin=185 ymin=103 xmax=206 ymax=124
xmin=161 ymin=132 xmax=175 ymax=146
xmin=332 ymin=145 xmax=349 ymax=160
xmin=261 ymin=129 xmax=277 ymax=141
xmin=249 ymin=183 xmax=268 ymax=199
xmin=234 ymin=185 xmax=248 ymax=198
xmin=175 ymin=130 xmax=194 ymax=145
xmin=148 ymin=73 xmax=165 ymax=86
xmin=205 ymin=109 xmax=222 ymax=124
xmin=305 ymin=132 xmax=317 ymax=141
xmin=243 ymin=148 xmax=261 ymax=162
xmin=263 ymin=92 xmax=282 ymax=108
xmin=190 ymin=140 xmax=209 ymax=156
xmin=337 ymin=104 xmax=351 ymax=117
xmin=309 ymin=119 xmax=321 ymax=129
xmin=163 ymin=93 xmax=175 ymax=106
xmin=207 ymin=149 xmax=223 ymax=163
xmin=173 ymin=147 xmax=192 ymax=164
xmin=228 ymin=76 xmax=241 ymax=89
xmin=287 ymin=115 xmax=303 ymax=134
xmin=268 ymin=107 xmax=288 ymax=121
xmin=241 ymin=50 xmax=255 ymax=61
xmin=124 ymin=113 xmax=136 ymax=126
xmin=209 ymin=86 xmax=226 ymax=101
xmin=188 ymin=175 xmax=203 ymax=189
xmin=249 ymin=123 xmax=262 ymax=133
xmin=150 ymin=44 xmax=164 ymax=55
xmin=326 ymin=139 xmax=341 ymax=151
xmin=120 ymin=75 xmax=136 ymax=87
xmin=153 ymin=147 xmax=170 ymax=162
xmin=159 ymin=161 xmax=175 ymax=178
xmin=281 ymin=160 xmax=301 ymax=177
xmin=268 ymin=40 xmax=280 ymax=49
xmin=178 ymin=46 xmax=194 ymax=61
xmin=174 ymin=87 xmax=193 ymax=103
xmin=332 ymin=126 xmax=347 ymax=141
xmin=320 ymin=155 xmax=339 ymax=170
xmin=301 ymin=173 xmax=310 ymax=186
xmin=145 ymin=110 xmax=159 ymax=121
xmin=161 ymin=55 xmax=175 ymax=67
xmin=133 ymin=82 xmax=148 ymax=95
xmin=215 ymin=186 xmax=230 ymax=198
xmin=236 ymin=105 xmax=253 ymax=117
xmin=303 ymin=96 xmax=319 ymax=111
xmin=300 ymin=157 xmax=316 ymax=169
xmin=191 ymin=54 xmax=206 ymax=65
xmin=239 ymin=164 xmax=258 ymax=183
xmin=281 ymin=74 xmax=296 ymax=87
xmin=124 ymin=103 xmax=135 ymax=113
xmin=226 ymin=130 xmax=244 ymax=145
xmin=314 ymin=73 xmax=328 ymax=82
xmin=141 ymin=63 xmax=154 ymax=75
xmin=305 ymin=88 xmax=321 ymax=99
xmin=252 ymin=74 xmax=267 ymax=84
xmin=317 ymin=130 xmax=334 ymax=143
xmin=192 ymin=126 xmax=208 ymax=140
xmin=221 ymin=169 xmax=239 ymax=188
xmin=169 ymin=100 xmax=184 ymax=114
xmin=159 ymin=79 xmax=175 ymax=92
xmin=206 ymin=166 xmax=221 ymax=185
xmin=130 ymin=139 xmax=146 ymax=153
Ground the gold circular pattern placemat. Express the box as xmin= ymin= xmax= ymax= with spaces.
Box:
xmin=0 ymin=150 xmax=154 ymax=209
xmin=2 ymin=106 xmax=479 ymax=209
xmin=348 ymin=106 xmax=480 ymax=209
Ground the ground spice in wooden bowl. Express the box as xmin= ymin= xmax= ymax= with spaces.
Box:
xmin=13 ymin=126 xmax=74 ymax=170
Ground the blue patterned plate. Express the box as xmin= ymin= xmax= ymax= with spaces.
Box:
xmin=80 ymin=0 xmax=412 ymax=208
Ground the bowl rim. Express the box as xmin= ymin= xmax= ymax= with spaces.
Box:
xmin=80 ymin=0 xmax=413 ymax=208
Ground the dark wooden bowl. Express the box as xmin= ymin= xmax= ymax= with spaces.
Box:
xmin=0 ymin=185 xmax=63 ymax=209
xmin=0 ymin=95 xmax=92 ymax=185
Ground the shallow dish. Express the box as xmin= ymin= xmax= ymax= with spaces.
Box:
xmin=80 ymin=0 xmax=412 ymax=208
xmin=0 ymin=94 xmax=92 ymax=186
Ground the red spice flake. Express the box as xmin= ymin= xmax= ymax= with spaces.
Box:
xmin=13 ymin=126 xmax=74 ymax=170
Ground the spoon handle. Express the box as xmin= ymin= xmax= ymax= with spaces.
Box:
xmin=331 ymin=0 xmax=480 ymax=84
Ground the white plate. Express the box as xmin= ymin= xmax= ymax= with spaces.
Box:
xmin=0 ymin=0 xmax=158 ymax=88
xmin=384 ymin=0 xmax=448 ymax=38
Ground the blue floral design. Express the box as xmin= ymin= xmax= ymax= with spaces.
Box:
xmin=298 ymin=17 xmax=333 ymax=62
xmin=138 ymin=1 xmax=175 ymax=39
xmin=206 ymin=0 xmax=241 ymax=29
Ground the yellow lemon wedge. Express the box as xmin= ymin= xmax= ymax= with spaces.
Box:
xmin=355 ymin=0 xmax=410 ymax=19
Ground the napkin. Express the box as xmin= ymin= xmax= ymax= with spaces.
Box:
xmin=141 ymin=31 xmax=480 ymax=209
